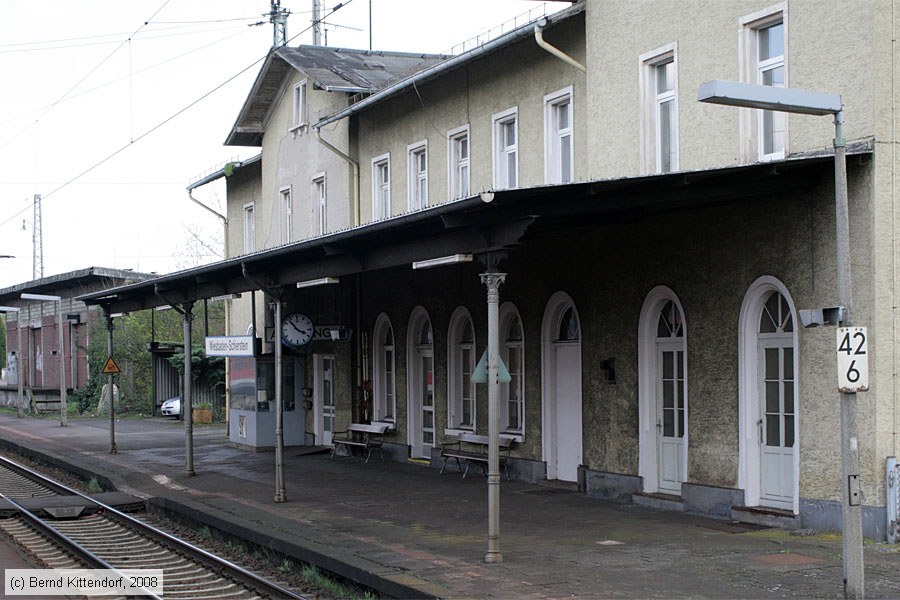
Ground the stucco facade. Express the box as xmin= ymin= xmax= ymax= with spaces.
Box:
xmin=107 ymin=0 xmax=899 ymax=539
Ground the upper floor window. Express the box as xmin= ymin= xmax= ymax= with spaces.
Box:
xmin=408 ymin=141 xmax=428 ymax=211
xmin=640 ymin=45 xmax=678 ymax=174
xmin=280 ymin=187 xmax=292 ymax=243
xmin=372 ymin=154 xmax=391 ymax=221
xmin=312 ymin=175 xmax=326 ymax=235
xmin=492 ymin=107 xmax=518 ymax=190
xmin=741 ymin=5 xmax=786 ymax=161
xmin=292 ymin=79 xmax=308 ymax=129
xmin=448 ymin=308 xmax=476 ymax=431
xmin=243 ymin=202 xmax=255 ymax=254
xmin=448 ymin=125 xmax=470 ymax=200
xmin=544 ymin=87 xmax=573 ymax=184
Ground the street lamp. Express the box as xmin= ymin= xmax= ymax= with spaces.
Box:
xmin=699 ymin=80 xmax=863 ymax=599
xmin=0 ymin=306 xmax=24 ymax=418
xmin=20 ymin=293 xmax=67 ymax=427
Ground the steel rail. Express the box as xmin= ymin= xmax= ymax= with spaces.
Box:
xmin=0 ymin=454 xmax=307 ymax=600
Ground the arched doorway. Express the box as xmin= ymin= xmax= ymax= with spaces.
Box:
xmin=739 ymin=277 xmax=799 ymax=512
xmin=541 ymin=292 xmax=582 ymax=482
xmin=407 ymin=307 xmax=434 ymax=459
xmin=638 ymin=286 xmax=688 ymax=495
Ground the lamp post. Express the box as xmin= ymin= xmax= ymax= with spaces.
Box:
xmin=699 ymin=80 xmax=863 ymax=599
xmin=0 ymin=306 xmax=24 ymax=418
xmin=20 ymin=293 xmax=66 ymax=427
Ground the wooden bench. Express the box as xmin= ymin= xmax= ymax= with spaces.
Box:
xmin=331 ymin=423 xmax=390 ymax=463
xmin=440 ymin=432 xmax=513 ymax=480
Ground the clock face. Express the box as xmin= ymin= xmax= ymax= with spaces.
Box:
xmin=282 ymin=313 xmax=314 ymax=348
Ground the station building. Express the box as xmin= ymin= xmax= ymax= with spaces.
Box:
xmin=80 ymin=1 xmax=900 ymax=540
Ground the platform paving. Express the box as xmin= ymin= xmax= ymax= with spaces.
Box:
xmin=0 ymin=414 xmax=898 ymax=599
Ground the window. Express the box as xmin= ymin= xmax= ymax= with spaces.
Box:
xmin=500 ymin=304 xmax=524 ymax=437
xmin=544 ymin=87 xmax=573 ymax=184
xmin=741 ymin=5 xmax=786 ymax=161
xmin=492 ymin=107 xmax=518 ymax=189
xmin=372 ymin=314 xmax=395 ymax=423
xmin=243 ymin=202 xmax=255 ymax=253
xmin=448 ymin=308 xmax=476 ymax=431
xmin=372 ymin=154 xmax=390 ymax=221
xmin=448 ymin=125 xmax=470 ymax=200
xmin=280 ymin=187 xmax=292 ymax=243
xmin=292 ymin=79 xmax=307 ymax=129
xmin=312 ymin=174 xmax=326 ymax=235
xmin=640 ymin=45 xmax=678 ymax=174
xmin=408 ymin=141 xmax=428 ymax=210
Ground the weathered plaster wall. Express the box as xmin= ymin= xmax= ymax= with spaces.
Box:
xmin=354 ymin=15 xmax=586 ymax=224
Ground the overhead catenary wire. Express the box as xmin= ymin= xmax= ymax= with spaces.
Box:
xmin=0 ymin=0 xmax=356 ymax=230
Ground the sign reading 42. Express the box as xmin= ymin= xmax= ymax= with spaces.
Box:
xmin=836 ymin=327 xmax=869 ymax=393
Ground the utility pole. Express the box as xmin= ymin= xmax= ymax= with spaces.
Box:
xmin=269 ymin=0 xmax=289 ymax=47
xmin=32 ymin=194 xmax=42 ymax=280
xmin=312 ymin=0 xmax=322 ymax=46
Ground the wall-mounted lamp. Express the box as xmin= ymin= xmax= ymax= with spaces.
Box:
xmin=296 ymin=277 xmax=340 ymax=289
xmin=412 ymin=254 xmax=473 ymax=270
xmin=799 ymin=306 xmax=845 ymax=328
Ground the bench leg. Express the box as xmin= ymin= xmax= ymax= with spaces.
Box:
xmin=462 ymin=460 xmax=471 ymax=479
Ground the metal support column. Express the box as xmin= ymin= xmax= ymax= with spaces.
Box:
xmin=57 ymin=301 xmax=67 ymax=427
xmin=106 ymin=312 xmax=117 ymax=453
xmin=16 ymin=313 xmax=23 ymax=418
xmin=274 ymin=298 xmax=287 ymax=503
xmin=480 ymin=269 xmax=506 ymax=564
xmin=183 ymin=302 xmax=195 ymax=476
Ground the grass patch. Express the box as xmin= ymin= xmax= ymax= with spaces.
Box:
xmin=86 ymin=477 xmax=103 ymax=494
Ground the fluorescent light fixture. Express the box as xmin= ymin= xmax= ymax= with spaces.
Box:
xmin=412 ymin=254 xmax=473 ymax=270
xmin=0 ymin=305 xmax=20 ymax=312
xmin=154 ymin=305 xmax=174 ymax=312
xmin=21 ymin=293 xmax=61 ymax=301
xmin=698 ymin=80 xmax=842 ymax=116
xmin=210 ymin=293 xmax=242 ymax=302
xmin=296 ymin=277 xmax=340 ymax=289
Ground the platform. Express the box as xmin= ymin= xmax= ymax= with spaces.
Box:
xmin=0 ymin=414 xmax=898 ymax=599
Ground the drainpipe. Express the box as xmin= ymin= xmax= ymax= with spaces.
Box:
xmin=315 ymin=129 xmax=360 ymax=227
xmin=534 ymin=18 xmax=586 ymax=73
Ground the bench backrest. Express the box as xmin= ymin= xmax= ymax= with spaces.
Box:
xmin=456 ymin=432 xmax=512 ymax=448
xmin=348 ymin=423 xmax=389 ymax=435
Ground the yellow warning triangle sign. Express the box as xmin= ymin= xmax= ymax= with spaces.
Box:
xmin=102 ymin=357 xmax=121 ymax=374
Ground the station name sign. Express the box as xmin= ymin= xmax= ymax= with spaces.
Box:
xmin=205 ymin=336 xmax=256 ymax=357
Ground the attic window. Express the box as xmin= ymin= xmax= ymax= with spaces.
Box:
xmin=363 ymin=60 xmax=386 ymax=70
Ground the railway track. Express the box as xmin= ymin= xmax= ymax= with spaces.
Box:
xmin=0 ymin=455 xmax=307 ymax=599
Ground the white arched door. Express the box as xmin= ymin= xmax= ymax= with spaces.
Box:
xmin=407 ymin=308 xmax=434 ymax=459
xmin=739 ymin=278 xmax=799 ymax=513
xmin=639 ymin=287 xmax=688 ymax=495
xmin=541 ymin=292 xmax=582 ymax=482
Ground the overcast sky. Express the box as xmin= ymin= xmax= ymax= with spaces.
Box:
xmin=0 ymin=0 xmax=564 ymax=289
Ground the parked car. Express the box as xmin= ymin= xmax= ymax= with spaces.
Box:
xmin=160 ymin=396 xmax=181 ymax=419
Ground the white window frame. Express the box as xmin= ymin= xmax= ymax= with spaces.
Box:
xmin=447 ymin=124 xmax=470 ymax=201
xmin=544 ymin=86 xmax=574 ymax=184
xmin=739 ymin=3 xmax=788 ymax=162
xmin=500 ymin=302 xmax=524 ymax=441
xmin=243 ymin=202 xmax=255 ymax=254
xmin=492 ymin=107 xmax=518 ymax=190
xmin=372 ymin=313 xmax=396 ymax=424
xmin=407 ymin=140 xmax=428 ymax=211
xmin=312 ymin=174 xmax=326 ymax=235
xmin=446 ymin=307 xmax=477 ymax=433
xmin=372 ymin=153 xmax=391 ymax=221
xmin=280 ymin=186 xmax=292 ymax=243
xmin=291 ymin=79 xmax=308 ymax=131
xmin=639 ymin=44 xmax=679 ymax=174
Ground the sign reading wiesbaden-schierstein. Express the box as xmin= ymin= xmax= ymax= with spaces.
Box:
xmin=836 ymin=327 xmax=869 ymax=393
xmin=205 ymin=336 xmax=255 ymax=357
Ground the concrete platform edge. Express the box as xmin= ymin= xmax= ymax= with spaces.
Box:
xmin=146 ymin=496 xmax=447 ymax=600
